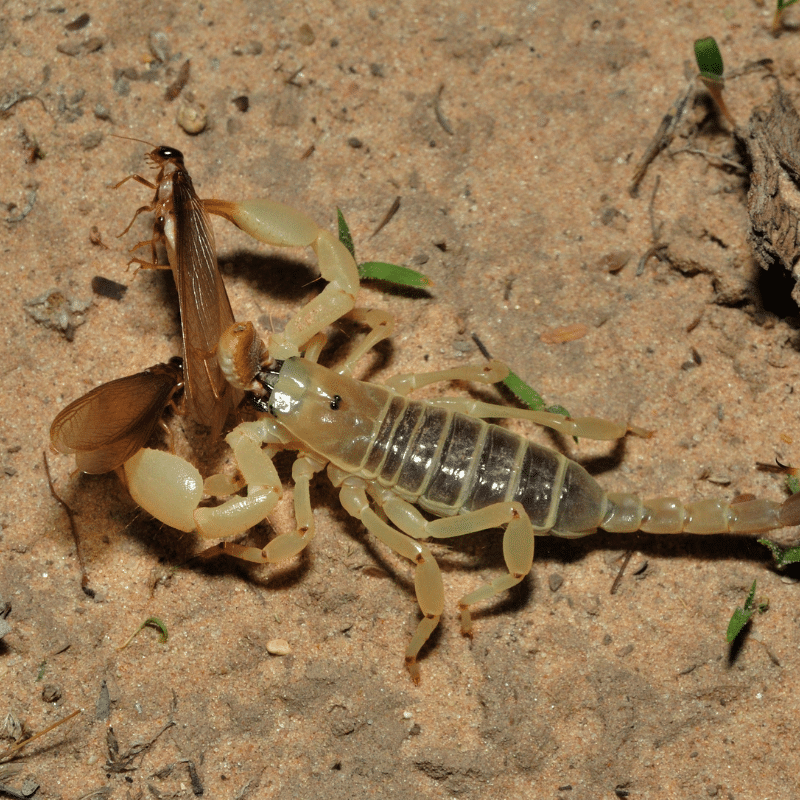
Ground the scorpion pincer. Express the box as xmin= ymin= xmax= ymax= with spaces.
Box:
xmin=122 ymin=314 xmax=800 ymax=682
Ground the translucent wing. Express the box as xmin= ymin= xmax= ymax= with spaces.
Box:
xmin=50 ymin=361 xmax=182 ymax=474
xmin=171 ymin=171 xmax=241 ymax=435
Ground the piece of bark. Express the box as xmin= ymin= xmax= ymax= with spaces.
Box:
xmin=741 ymin=84 xmax=800 ymax=303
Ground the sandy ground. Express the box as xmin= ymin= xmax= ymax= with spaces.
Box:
xmin=3 ymin=1 xmax=800 ymax=798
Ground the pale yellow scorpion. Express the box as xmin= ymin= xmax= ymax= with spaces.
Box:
xmin=52 ymin=146 xmax=800 ymax=682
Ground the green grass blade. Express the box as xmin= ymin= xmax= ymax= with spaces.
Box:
xmin=502 ymin=369 xmax=547 ymax=411
xmin=758 ymin=538 xmax=800 ymax=568
xmin=337 ymin=207 xmax=356 ymax=261
xmin=358 ymin=261 xmax=433 ymax=288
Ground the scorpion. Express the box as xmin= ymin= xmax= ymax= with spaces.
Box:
xmin=51 ymin=145 xmax=800 ymax=681
xmin=119 ymin=309 xmax=800 ymax=682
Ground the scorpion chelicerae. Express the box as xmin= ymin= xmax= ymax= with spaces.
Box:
xmin=119 ymin=312 xmax=800 ymax=682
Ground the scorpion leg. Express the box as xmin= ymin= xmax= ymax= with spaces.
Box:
xmin=384 ymin=360 xmax=509 ymax=395
xmin=385 ymin=361 xmax=626 ymax=440
xmin=337 ymin=475 xmax=445 ymax=683
xmin=194 ymin=418 xmax=327 ymax=563
xmin=202 ymin=198 xmax=360 ymax=360
xmin=336 ymin=309 xmax=395 ymax=376
xmin=431 ymin=397 xmax=627 ymax=441
xmin=367 ymin=484 xmax=535 ymax=637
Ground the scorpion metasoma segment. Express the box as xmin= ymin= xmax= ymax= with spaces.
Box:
xmin=121 ymin=313 xmax=800 ymax=682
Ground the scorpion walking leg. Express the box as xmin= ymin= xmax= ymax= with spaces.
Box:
xmin=368 ymin=484 xmax=535 ymax=636
xmin=385 ymin=362 xmax=627 ymax=440
xmin=385 ymin=360 xmax=510 ymax=395
xmin=336 ymin=309 xmax=395 ymax=376
xmin=195 ymin=419 xmax=326 ymax=562
xmin=338 ymin=476 xmax=445 ymax=682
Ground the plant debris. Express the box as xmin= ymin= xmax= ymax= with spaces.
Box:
xmin=741 ymin=84 xmax=800 ymax=305
xmin=24 ymin=289 xmax=91 ymax=340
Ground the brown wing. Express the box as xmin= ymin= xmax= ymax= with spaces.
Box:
xmin=50 ymin=361 xmax=182 ymax=474
xmin=171 ymin=172 xmax=242 ymax=435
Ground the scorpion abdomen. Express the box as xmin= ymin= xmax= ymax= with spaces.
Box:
xmin=362 ymin=396 xmax=607 ymax=536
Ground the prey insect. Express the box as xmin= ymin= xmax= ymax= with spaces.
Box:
xmin=49 ymin=358 xmax=183 ymax=474
xmin=116 ymin=145 xmax=241 ymax=436
xmin=116 ymin=143 xmax=360 ymax=434
xmin=122 ymin=309 xmax=800 ymax=682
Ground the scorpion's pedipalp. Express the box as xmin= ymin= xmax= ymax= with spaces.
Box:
xmin=193 ymin=422 xmax=283 ymax=539
xmin=202 ymin=198 xmax=321 ymax=248
xmin=124 ymin=449 xmax=203 ymax=532
xmin=204 ymin=199 xmax=361 ymax=362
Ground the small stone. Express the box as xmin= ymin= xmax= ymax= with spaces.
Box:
xmin=42 ymin=684 xmax=62 ymax=702
xmin=298 ymin=23 xmax=315 ymax=45
xmin=177 ymin=101 xmax=207 ymax=134
xmin=149 ymin=31 xmax=171 ymax=63
xmin=267 ymin=638 xmax=291 ymax=656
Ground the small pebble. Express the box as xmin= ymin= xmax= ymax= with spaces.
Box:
xmin=177 ymin=101 xmax=207 ymax=134
xmin=267 ymin=638 xmax=291 ymax=656
xmin=42 ymin=684 xmax=62 ymax=703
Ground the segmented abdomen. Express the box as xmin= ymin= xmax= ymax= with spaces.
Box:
xmin=360 ymin=396 xmax=606 ymax=535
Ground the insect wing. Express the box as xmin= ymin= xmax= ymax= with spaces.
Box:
xmin=171 ymin=173 xmax=241 ymax=434
xmin=50 ymin=363 xmax=181 ymax=474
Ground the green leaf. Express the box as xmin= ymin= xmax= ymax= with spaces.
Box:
xmin=726 ymin=606 xmax=754 ymax=643
xmin=743 ymin=578 xmax=757 ymax=612
xmin=778 ymin=0 xmax=799 ymax=11
xmin=338 ymin=208 xmax=432 ymax=289
xmin=758 ymin=538 xmax=800 ymax=568
xmin=501 ymin=371 xmax=573 ymax=438
xmin=787 ymin=474 xmax=800 ymax=495
xmin=358 ymin=261 xmax=433 ymax=288
xmin=694 ymin=37 xmax=724 ymax=81
xmin=502 ymin=369 xmax=547 ymax=411
xmin=337 ymin=207 xmax=356 ymax=261
xmin=726 ymin=580 xmax=757 ymax=642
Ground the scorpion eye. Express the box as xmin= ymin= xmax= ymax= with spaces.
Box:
xmin=330 ymin=394 xmax=342 ymax=411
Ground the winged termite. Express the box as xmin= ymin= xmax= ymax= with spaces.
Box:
xmin=115 ymin=143 xmax=241 ymax=436
xmin=50 ymin=359 xmax=183 ymax=474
